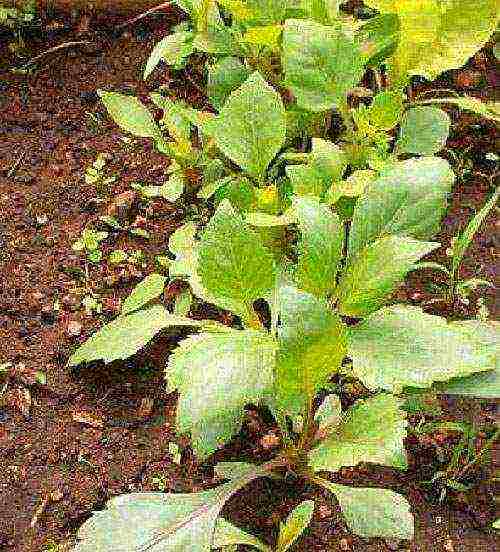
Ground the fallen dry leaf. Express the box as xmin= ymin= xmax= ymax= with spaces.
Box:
xmin=72 ymin=410 xmax=105 ymax=428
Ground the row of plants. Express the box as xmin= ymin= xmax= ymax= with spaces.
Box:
xmin=69 ymin=1 xmax=499 ymax=550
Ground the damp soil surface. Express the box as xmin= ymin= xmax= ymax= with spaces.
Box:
xmin=0 ymin=8 xmax=498 ymax=552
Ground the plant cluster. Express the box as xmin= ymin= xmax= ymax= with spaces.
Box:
xmin=69 ymin=1 xmax=499 ymax=550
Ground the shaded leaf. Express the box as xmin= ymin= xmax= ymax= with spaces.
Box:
xmin=286 ymin=139 xmax=347 ymax=197
xmin=348 ymin=305 xmax=495 ymax=392
xmin=276 ymin=286 xmax=347 ymax=416
xmin=282 ymin=19 xmax=366 ymax=112
xmin=198 ymin=200 xmax=276 ymax=322
xmin=396 ymin=107 xmax=451 ymax=156
xmin=434 ymin=320 xmax=499 ymax=398
xmin=209 ymin=72 xmax=286 ymax=179
xmin=207 ymin=57 xmax=251 ymax=110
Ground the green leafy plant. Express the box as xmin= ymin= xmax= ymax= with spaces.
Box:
xmin=70 ymin=177 xmax=497 ymax=549
xmin=67 ymin=3 xmax=499 ymax=548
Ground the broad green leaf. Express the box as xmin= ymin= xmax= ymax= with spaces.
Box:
xmin=348 ymin=156 xmax=454 ymax=259
xmin=300 ymin=0 xmax=342 ymax=23
xmin=337 ymin=236 xmax=439 ymax=317
xmin=294 ymin=196 xmax=344 ymax=298
xmin=215 ymin=462 xmax=261 ymax=481
xmin=68 ymin=306 xmax=204 ymax=366
xmin=366 ymin=90 xmax=404 ymax=130
xmin=309 ymin=394 xmax=407 ymax=472
xmin=282 ymin=19 xmax=366 ymax=112
xmin=150 ymin=94 xmax=194 ymax=144
xmin=207 ymin=57 xmax=251 ymax=110
xmin=286 ymin=139 xmax=347 ymax=197
xmin=214 ymin=176 xmax=257 ymax=213
xmin=198 ymin=200 xmax=276 ymax=321
xmin=245 ymin=211 xmax=296 ymax=226
xmin=396 ymin=107 xmax=451 ymax=156
xmin=451 ymin=188 xmax=499 ymax=278
xmin=168 ymin=329 xmax=276 ymax=456
xmin=173 ymin=289 xmax=192 ymax=316
xmin=277 ymin=500 xmax=315 ymax=552
xmin=415 ymin=96 xmax=500 ymax=124
xmin=167 ymin=222 xmax=231 ymax=310
xmin=198 ymin=176 xmax=234 ymax=200
xmin=122 ymin=274 xmax=167 ymax=315
xmin=434 ymin=320 xmax=499 ymax=398
xmin=73 ymin=466 xmax=266 ymax=552
xmin=276 ymin=286 xmax=347 ymax=416
xmin=347 ymin=305 xmax=496 ymax=392
xmin=493 ymin=519 xmax=500 ymax=529
xmin=98 ymin=90 xmax=161 ymax=140
xmin=209 ymin=72 xmax=286 ymax=179
xmin=364 ymin=1 xmax=498 ymax=81
xmin=318 ymin=479 xmax=414 ymax=540
xmin=357 ymin=13 xmax=399 ymax=67
xmin=160 ymin=173 xmax=185 ymax=202
xmin=144 ymin=31 xmax=194 ymax=79
xmin=214 ymin=519 xmax=271 ymax=552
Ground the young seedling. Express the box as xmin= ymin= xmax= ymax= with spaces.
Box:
xmin=417 ymin=188 xmax=499 ymax=305
xmin=72 ymin=228 xmax=108 ymax=264
xmin=84 ymin=153 xmax=117 ymax=195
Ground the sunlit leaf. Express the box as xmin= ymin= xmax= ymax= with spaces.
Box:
xmin=98 ymin=90 xmax=162 ymax=140
xmin=168 ymin=329 xmax=277 ymax=456
xmin=144 ymin=31 xmax=194 ymax=79
xmin=337 ymin=236 xmax=439 ymax=317
xmin=348 ymin=305 xmax=496 ymax=392
xmin=309 ymin=394 xmax=407 ymax=472
xmin=317 ymin=478 xmax=414 ymax=540
xmin=122 ymin=274 xmax=167 ymax=315
xmin=277 ymin=500 xmax=315 ymax=552
xmin=68 ymin=306 xmax=205 ymax=366
xmin=348 ymin=156 xmax=454 ymax=259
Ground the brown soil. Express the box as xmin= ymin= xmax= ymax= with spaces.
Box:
xmin=0 ymin=10 xmax=498 ymax=552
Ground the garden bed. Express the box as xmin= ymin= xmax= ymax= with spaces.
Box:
xmin=0 ymin=6 xmax=498 ymax=552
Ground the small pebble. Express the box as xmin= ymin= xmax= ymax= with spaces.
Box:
xmin=67 ymin=320 xmax=82 ymax=336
